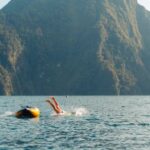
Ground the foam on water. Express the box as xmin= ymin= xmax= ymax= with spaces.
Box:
xmin=51 ymin=107 xmax=88 ymax=116
xmin=73 ymin=107 xmax=88 ymax=116
xmin=0 ymin=111 xmax=14 ymax=118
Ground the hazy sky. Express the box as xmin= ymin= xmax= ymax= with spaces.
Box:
xmin=0 ymin=0 xmax=11 ymax=9
xmin=0 ymin=0 xmax=150 ymax=11
xmin=138 ymin=0 xmax=150 ymax=11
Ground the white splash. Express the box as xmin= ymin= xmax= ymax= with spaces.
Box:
xmin=51 ymin=107 xmax=88 ymax=117
xmin=73 ymin=107 xmax=88 ymax=116
xmin=0 ymin=111 xmax=14 ymax=118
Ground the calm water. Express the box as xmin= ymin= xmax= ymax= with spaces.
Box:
xmin=1 ymin=96 xmax=150 ymax=149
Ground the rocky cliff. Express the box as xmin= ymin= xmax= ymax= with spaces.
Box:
xmin=0 ymin=0 xmax=150 ymax=95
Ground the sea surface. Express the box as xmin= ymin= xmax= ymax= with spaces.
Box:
xmin=0 ymin=96 xmax=150 ymax=150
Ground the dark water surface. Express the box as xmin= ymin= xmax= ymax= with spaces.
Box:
xmin=0 ymin=96 xmax=150 ymax=149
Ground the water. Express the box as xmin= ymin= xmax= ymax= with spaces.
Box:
xmin=0 ymin=96 xmax=150 ymax=149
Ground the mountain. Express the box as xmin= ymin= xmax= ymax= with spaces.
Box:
xmin=0 ymin=0 xmax=150 ymax=95
xmin=0 ymin=13 xmax=23 ymax=95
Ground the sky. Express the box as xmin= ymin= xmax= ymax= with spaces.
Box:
xmin=0 ymin=0 xmax=11 ymax=9
xmin=138 ymin=0 xmax=150 ymax=11
xmin=0 ymin=0 xmax=150 ymax=11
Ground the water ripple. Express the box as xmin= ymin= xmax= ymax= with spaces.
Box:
xmin=1 ymin=96 xmax=150 ymax=149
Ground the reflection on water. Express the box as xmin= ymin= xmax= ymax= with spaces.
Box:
xmin=0 ymin=96 xmax=150 ymax=149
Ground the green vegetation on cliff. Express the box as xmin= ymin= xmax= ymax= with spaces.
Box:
xmin=0 ymin=18 xmax=23 ymax=95
xmin=0 ymin=0 xmax=150 ymax=95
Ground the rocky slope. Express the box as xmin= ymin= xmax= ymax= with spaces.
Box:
xmin=0 ymin=0 xmax=150 ymax=95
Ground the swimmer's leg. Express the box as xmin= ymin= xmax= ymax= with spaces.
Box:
xmin=50 ymin=97 xmax=63 ymax=112
xmin=47 ymin=100 xmax=60 ymax=114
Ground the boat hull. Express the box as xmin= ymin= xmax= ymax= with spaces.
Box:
xmin=15 ymin=107 xmax=40 ymax=118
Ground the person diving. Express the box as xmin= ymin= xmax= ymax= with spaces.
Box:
xmin=46 ymin=96 xmax=64 ymax=114
xmin=46 ymin=96 xmax=83 ymax=116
